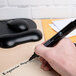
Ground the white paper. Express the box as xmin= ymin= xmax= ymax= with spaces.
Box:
xmin=49 ymin=18 xmax=76 ymax=37
xmin=49 ymin=24 xmax=59 ymax=32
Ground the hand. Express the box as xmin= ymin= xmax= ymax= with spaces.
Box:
xmin=35 ymin=38 xmax=76 ymax=76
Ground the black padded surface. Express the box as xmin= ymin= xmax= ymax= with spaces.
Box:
xmin=0 ymin=18 xmax=42 ymax=48
xmin=0 ymin=18 xmax=37 ymax=36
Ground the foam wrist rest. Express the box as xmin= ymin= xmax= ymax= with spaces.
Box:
xmin=0 ymin=18 xmax=42 ymax=48
xmin=7 ymin=19 xmax=37 ymax=32
xmin=0 ymin=18 xmax=37 ymax=35
xmin=0 ymin=29 xmax=42 ymax=48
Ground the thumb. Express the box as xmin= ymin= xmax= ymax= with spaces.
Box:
xmin=35 ymin=44 xmax=53 ymax=59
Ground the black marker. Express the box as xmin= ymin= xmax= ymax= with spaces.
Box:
xmin=29 ymin=19 xmax=76 ymax=61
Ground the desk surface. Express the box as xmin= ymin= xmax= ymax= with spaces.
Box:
xmin=0 ymin=20 xmax=44 ymax=72
xmin=0 ymin=19 xmax=75 ymax=76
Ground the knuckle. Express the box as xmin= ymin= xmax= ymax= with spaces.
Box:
xmin=62 ymin=38 xmax=71 ymax=43
xmin=65 ymin=38 xmax=71 ymax=43
xmin=63 ymin=38 xmax=72 ymax=46
xmin=63 ymin=38 xmax=69 ymax=41
xmin=35 ymin=44 xmax=41 ymax=50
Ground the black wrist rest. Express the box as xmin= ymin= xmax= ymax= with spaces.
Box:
xmin=0 ymin=18 xmax=37 ymax=35
xmin=0 ymin=18 xmax=42 ymax=48
xmin=0 ymin=29 xmax=42 ymax=48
